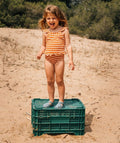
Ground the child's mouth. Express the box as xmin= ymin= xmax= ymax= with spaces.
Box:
xmin=50 ymin=23 xmax=55 ymax=26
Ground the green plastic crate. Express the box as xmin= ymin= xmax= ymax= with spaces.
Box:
xmin=32 ymin=116 xmax=85 ymax=124
xmin=33 ymin=122 xmax=85 ymax=130
xmin=31 ymin=98 xmax=85 ymax=136
xmin=33 ymin=129 xmax=85 ymax=136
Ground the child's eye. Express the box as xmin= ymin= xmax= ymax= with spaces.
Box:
xmin=46 ymin=18 xmax=50 ymax=20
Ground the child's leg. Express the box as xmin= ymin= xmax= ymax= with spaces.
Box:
xmin=55 ymin=60 xmax=65 ymax=102
xmin=44 ymin=59 xmax=55 ymax=103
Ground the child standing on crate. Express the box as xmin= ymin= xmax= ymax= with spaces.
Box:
xmin=37 ymin=5 xmax=74 ymax=108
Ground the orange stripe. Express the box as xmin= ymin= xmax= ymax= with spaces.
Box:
xmin=46 ymin=44 xmax=64 ymax=47
xmin=45 ymin=27 xmax=66 ymax=55
xmin=46 ymin=47 xmax=64 ymax=49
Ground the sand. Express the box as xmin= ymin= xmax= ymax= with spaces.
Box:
xmin=0 ymin=28 xmax=120 ymax=143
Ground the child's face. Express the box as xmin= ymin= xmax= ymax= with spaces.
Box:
xmin=46 ymin=13 xmax=59 ymax=29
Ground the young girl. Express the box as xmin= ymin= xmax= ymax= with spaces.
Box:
xmin=37 ymin=5 xmax=74 ymax=108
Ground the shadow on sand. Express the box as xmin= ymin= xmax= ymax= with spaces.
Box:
xmin=85 ymin=111 xmax=94 ymax=133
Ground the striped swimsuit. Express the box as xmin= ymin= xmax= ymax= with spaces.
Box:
xmin=44 ymin=27 xmax=66 ymax=64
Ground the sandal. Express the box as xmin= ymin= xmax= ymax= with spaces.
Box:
xmin=43 ymin=100 xmax=54 ymax=108
xmin=55 ymin=101 xmax=64 ymax=109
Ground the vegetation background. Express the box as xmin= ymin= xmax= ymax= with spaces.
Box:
xmin=0 ymin=0 xmax=120 ymax=41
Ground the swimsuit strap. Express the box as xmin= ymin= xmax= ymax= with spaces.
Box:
xmin=60 ymin=27 xmax=68 ymax=32
xmin=43 ymin=29 xmax=49 ymax=34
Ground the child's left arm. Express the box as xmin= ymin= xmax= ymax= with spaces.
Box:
xmin=65 ymin=28 xmax=75 ymax=70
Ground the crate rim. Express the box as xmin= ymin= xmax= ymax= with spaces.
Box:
xmin=32 ymin=98 xmax=85 ymax=110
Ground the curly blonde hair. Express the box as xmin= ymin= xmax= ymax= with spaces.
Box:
xmin=38 ymin=5 xmax=68 ymax=29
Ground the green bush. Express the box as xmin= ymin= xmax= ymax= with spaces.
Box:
xmin=24 ymin=2 xmax=45 ymax=28
xmin=8 ymin=0 xmax=25 ymax=15
xmin=68 ymin=0 xmax=120 ymax=41
xmin=87 ymin=16 xmax=115 ymax=41
xmin=108 ymin=0 xmax=120 ymax=30
xmin=0 ymin=21 xmax=6 ymax=27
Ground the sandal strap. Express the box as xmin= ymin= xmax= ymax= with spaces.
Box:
xmin=48 ymin=101 xmax=53 ymax=104
xmin=59 ymin=102 xmax=64 ymax=105
xmin=43 ymin=100 xmax=54 ymax=108
xmin=55 ymin=101 xmax=64 ymax=109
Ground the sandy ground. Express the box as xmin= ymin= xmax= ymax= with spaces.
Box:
xmin=0 ymin=28 xmax=120 ymax=143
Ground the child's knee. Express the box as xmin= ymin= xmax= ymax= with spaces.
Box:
xmin=56 ymin=79 xmax=64 ymax=86
xmin=47 ymin=80 xmax=54 ymax=86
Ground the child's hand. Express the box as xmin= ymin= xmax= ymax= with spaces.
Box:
xmin=69 ymin=61 xmax=75 ymax=70
xmin=37 ymin=52 xmax=42 ymax=60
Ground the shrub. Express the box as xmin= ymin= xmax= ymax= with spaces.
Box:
xmin=87 ymin=16 xmax=120 ymax=41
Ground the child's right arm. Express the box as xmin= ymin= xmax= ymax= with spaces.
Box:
xmin=37 ymin=31 xmax=46 ymax=60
